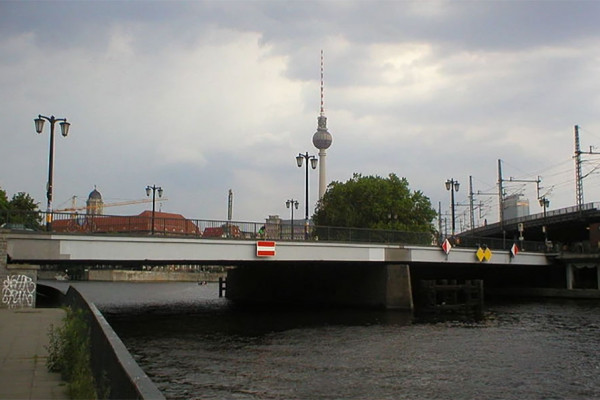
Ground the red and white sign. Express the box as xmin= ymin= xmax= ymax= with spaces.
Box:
xmin=511 ymin=243 xmax=519 ymax=257
xmin=256 ymin=241 xmax=276 ymax=257
xmin=442 ymin=239 xmax=452 ymax=255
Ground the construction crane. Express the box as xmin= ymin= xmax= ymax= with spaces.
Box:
xmin=55 ymin=196 xmax=168 ymax=213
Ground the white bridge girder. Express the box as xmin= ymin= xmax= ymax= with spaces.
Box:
xmin=5 ymin=233 xmax=550 ymax=266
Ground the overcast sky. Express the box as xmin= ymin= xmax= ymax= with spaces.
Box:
xmin=2 ymin=0 xmax=600 ymax=230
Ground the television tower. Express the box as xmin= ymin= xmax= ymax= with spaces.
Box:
xmin=312 ymin=50 xmax=333 ymax=200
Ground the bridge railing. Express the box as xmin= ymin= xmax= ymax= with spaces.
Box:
xmin=455 ymin=235 xmax=549 ymax=252
xmin=0 ymin=209 xmax=438 ymax=243
xmin=468 ymin=201 xmax=600 ymax=234
xmin=0 ymin=209 xmax=547 ymax=251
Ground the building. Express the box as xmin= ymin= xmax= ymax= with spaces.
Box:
xmin=503 ymin=194 xmax=530 ymax=220
xmin=203 ymin=224 xmax=242 ymax=238
xmin=52 ymin=187 xmax=202 ymax=235
xmin=86 ymin=187 xmax=104 ymax=215
xmin=264 ymin=215 xmax=310 ymax=240
xmin=53 ymin=209 xmax=200 ymax=236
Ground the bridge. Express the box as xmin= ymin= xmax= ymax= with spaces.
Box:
xmin=4 ymin=202 xmax=600 ymax=311
xmin=461 ymin=202 xmax=600 ymax=251
xmin=4 ymin=228 xmax=589 ymax=313
xmin=5 ymin=232 xmax=549 ymax=266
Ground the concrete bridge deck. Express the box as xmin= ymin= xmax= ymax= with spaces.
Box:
xmin=2 ymin=231 xmax=564 ymax=312
xmin=4 ymin=232 xmax=550 ymax=266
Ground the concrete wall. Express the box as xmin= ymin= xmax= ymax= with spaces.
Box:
xmin=225 ymin=262 xmax=413 ymax=310
xmin=0 ymin=230 xmax=38 ymax=309
xmin=385 ymin=264 xmax=413 ymax=310
xmin=87 ymin=270 xmax=226 ymax=282
xmin=63 ymin=285 xmax=165 ymax=400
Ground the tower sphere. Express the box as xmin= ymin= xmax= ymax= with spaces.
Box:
xmin=313 ymin=115 xmax=332 ymax=149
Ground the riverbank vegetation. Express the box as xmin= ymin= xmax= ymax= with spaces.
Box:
xmin=46 ymin=307 xmax=98 ymax=399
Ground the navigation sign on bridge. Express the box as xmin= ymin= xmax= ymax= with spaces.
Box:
xmin=511 ymin=243 xmax=519 ymax=257
xmin=256 ymin=241 xmax=276 ymax=257
xmin=476 ymin=246 xmax=492 ymax=262
xmin=442 ymin=239 xmax=452 ymax=255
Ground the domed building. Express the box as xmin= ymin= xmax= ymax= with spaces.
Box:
xmin=86 ymin=187 xmax=104 ymax=215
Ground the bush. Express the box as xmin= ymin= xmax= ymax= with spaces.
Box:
xmin=47 ymin=307 xmax=97 ymax=399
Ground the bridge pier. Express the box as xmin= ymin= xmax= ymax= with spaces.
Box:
xmin=566 ymin=262 xmax=600 ymax=290
xmin=0 ymin=231 xmax=39 ymax=308
xmin=225 ymin=262 xmax=413 ymax=311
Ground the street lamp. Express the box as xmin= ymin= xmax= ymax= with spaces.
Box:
xmin=34 ymin=114 xmax=71 ymax=231
xmin=445 ymin=178 xmax=460 ymax=236
xmin=296 ymin=152 xmax=318 ymax=239
xmin=286 ymin=199 xmax=299 ymax=240
xmin=539 ymin=196 xmax=550 ymax=244
xmin=145 ymin=185 xmax=163 ymax=235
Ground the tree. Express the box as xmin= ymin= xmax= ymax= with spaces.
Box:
xmin=0 ymin=187 xmax=9 ymax=226
xmin=9 ymin=192 xmax=38 ymax=211
xmin=312 ymin=173 xmax=437 ymax=243
xmin=0 ymin=187 xmax=8 ymax=211
xmin=0 ymin=189 xmax=41 ymax=229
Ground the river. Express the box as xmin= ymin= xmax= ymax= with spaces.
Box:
xmin=45 ymin=281 xmax=600 ymax=400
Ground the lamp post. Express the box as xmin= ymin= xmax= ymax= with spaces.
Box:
xmin=296 ymin=152 xmax=318 ymax=239
xmin=145 ymin=185 xmax=163 ymax=235
xmin=539 ymin=196 xmax=550 ymax=244
xmin=34 ymin=114 xmax=70 ymax=231
xmin=445 ymin=178 xmax=460 ymax=236
xmin=286 ymin=199 xmax=299 ymax=240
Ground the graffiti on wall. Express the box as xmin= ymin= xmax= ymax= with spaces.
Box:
xmin=2 ymin=274 xmax=36 ymax=308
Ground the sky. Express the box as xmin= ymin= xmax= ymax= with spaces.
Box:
xmin=2 ymin=0 xmax=600 ymax=230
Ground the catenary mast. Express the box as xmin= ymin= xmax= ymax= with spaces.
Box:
xmin=312 ymin=50 xmax=333 ymax=200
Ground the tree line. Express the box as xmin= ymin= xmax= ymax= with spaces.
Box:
xmin=0 ymin=187 xmax=40 ymax=229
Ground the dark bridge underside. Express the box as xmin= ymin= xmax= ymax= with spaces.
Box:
xmin=409 ymin=262 xmax=567 ymax=290
xmin=225 ymin=262 xmax=414 ymax=310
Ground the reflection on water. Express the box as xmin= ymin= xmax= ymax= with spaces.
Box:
xmin=42 ymin=281 xmax=600 ymax=400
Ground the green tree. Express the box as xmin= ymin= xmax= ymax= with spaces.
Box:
xmin=0 ymin=190 xmax=41 ymax=229
xmin=0 ymin=187 xmax=8 ymax=211
xmin=9 ymin=192 xmax=39 ymax=211
xmin=0 ymin=187 xmax=9 ymax=226
xmin=312 ymin=173 xmax=437 ymax=243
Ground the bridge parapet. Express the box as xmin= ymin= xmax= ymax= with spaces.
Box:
xmin=468 ymin=202 xmax=600 ymax=235
xmin=4 ymin=232 xmax=551 ymax=267
xmin=0 ymin=230 xmax=39 ymax=308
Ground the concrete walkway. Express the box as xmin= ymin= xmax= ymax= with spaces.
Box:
xmin=0 ymin=308 xmax=69 ymax=400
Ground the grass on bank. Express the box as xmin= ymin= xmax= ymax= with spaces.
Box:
xmin=46 ymin=307 xmax=98 ymax=399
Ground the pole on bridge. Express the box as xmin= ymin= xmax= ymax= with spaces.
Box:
xmin=498 ymin=159 xmax=506 ymax=248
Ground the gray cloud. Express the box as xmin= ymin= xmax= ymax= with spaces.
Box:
xmin=2 ymin=0 xmax=600 ymax=228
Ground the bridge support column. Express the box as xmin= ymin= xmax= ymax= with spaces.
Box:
xmin=0 ymin=231 xmax=39 ymax=309
xmin=566 ymin=264 xmax=574 ymax=290
xmin=384 ymin=264 xmax=413 ymax=310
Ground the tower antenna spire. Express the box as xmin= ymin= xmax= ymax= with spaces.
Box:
xmin=320 ymin=49 xmax=325 ymax=116
xmin=312 ymin=49 xmax=333 ymax=200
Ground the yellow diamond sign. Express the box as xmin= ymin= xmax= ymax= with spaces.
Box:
xmin=476 ymin=247 xmax=493 ymax=262
xmin=484 ymin=247 xmax=492 ymax=261
xmin=476 ymin=247 xmax=485 ymax=262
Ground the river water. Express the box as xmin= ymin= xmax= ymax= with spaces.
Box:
xmin=47 ymin=281 xmax=600 ymax=400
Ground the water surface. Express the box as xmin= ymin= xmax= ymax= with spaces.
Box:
xmin=45 ymin=281 xmax=600 ymax=400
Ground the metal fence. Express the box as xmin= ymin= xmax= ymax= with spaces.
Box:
xmin=455 ymin=235 xmax=550 ymax=253
xmin=0 ymin=209 xmax=546 ymax=251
